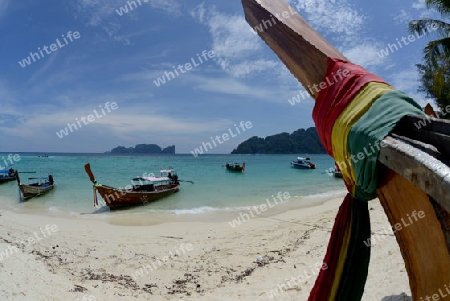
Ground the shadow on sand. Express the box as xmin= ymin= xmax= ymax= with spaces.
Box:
xmin=381 ymin=293 xmax=412 ymax=301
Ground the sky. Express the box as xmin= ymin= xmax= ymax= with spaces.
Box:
xmin=0 ymin=0 xmax=443 ymax=154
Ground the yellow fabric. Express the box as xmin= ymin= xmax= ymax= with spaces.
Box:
xmin=328 ymin=207 xmax=353 ymax=301
xmin=331 ymin=83 xmax=394 ymax=193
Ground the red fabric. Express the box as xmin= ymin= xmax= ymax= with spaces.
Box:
xmin=308 ymin=193 xmax=353 ymax=301
xmin=312 ymin=58 xmax=388 ymax=156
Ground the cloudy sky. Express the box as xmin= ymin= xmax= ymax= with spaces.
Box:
xmin=0 ymin=0 xmax=441 ymax=153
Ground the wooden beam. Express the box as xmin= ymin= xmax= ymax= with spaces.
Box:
xmin=377 ymin=170 xmax=450 ymax=299
xmin=242 ymin=0 xmax=345 ymax=98
xmin=379 ymin=136 xmax=450 ymax=213
xmin=241 ymin=0 xmax=450 ymax=299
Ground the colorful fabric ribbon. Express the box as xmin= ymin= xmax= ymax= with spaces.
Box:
xmin=308 ymin=57 xmax=426 ymax=301
xmin=93 ymin=181 xmax=102 ymax=207
xmin=312 ymin=58 xmax=388 ymax=157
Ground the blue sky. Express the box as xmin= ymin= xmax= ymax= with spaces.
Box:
xmin=0 ymin=0 xmax=442 ymax=153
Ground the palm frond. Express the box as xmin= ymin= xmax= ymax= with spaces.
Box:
xmin=426 ymin=0 xmax=450 ymax=16
xmin=432 ymin=68 xmax=446 ymax=97
xmin=423 ymin=38 xmax=450 ymax=64
xmin=409 ymin=19 xmax=450 ymax=38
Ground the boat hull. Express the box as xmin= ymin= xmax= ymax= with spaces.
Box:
xmin=96 ymin=184 xmax=180 ymax=209
xmin=334 ymin=171 xmax=343 ymax=178
xmin=225 ymin=163 xmax=245 ymax=172
xmin=291 ymin=162 xmax=315 ymax=169
xmin=19 ymin=184 xmax=55 ymax=199
xmin=0 ymin=177 xmax=15 ymax=184
xmin=226 ymin=167 xmax=244 ymax=172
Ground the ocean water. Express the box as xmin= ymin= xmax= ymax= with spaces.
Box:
xmin=0 ymin=153 xmax=346 ymax=218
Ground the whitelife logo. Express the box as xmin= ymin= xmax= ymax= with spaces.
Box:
xmin=0 ymin=154 xmax=21 ymax=170
xmin=190 ymin=121 xmax=253 ymax=157
xmin=376 ymin=22 xmax=438 ymax=59
xmin=0 ymin=224 xmax=58 ymax=261
xmin=288 ymin=68 xmax=350 ymax=106
xmin=153 ymin=50 xmax=215 ymax=87
xmin=131 ymin=243 xmax=193 ymax=280
xmin=228 ymin=192 xmax=291 ymax=228
xmin=18 ymin=31 xmax=81 ymax=68
xmin=115 ymin=0 xmax=148 ymax=16
xmin=363 ymin=210 xmax=426 ymax=247
xmin=56 ymin=102 xmax=118 ymax=139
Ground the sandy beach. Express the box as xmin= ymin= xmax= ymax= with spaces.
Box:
xmin=0 ymin=194 xmax=412 ymax=301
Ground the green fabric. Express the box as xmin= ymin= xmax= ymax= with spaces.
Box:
xmin=336 ymin=199 xmax=371 ymax=301
xmin=347 ymin=91 xmax=425 ymax=201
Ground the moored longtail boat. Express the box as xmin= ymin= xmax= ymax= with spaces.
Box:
xmin=241 ymin=0 xmax=450 ymax=300
xmin=0 ymin=168 xmax=16 ymax=184
xmin=290 ymin=157 xmax=316 ymax=169
xmin=225 ymin=162 xmax=245 ymax=172
xmin=84 ymin=163 xmax=180 ymax=210
xmin=15 ymin=171 xmax=55 ymax=199
xmin=333 ymin=163 xmax=343 ymax=178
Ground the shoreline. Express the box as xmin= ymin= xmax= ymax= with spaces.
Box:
xmin=0 ymin=193 xmax=412 ymax=300
xmin=0 ymin=188 xmax=349 ymax=226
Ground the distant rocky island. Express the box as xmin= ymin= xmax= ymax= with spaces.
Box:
xmin=106 ymin=144 xmax=175 ymax=154
xmin=231 ymin=127 xmax=326 ymax=154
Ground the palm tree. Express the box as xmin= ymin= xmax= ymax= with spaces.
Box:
xmin=416 ymin=56 xmax=450 ymax=117
xmin=409 ymin=0 xmax=450 ymax=65
xmin=409 ymin=0 xmax=450 ymax=117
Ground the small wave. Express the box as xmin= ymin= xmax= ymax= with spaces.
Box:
xmin=142 ymin=205 xmax=273 ymax=215
xmin=303 ymin=189 xmax=347 ymax=199
xmin=172 ymin=207 xmax=219 ymax=214
xmin=143 ymin=206 xmax=219 ymax=215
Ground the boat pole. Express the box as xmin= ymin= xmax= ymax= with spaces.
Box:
xmin=241 ymin=0 xmax=450 ymax=299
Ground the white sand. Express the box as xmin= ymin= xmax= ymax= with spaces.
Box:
xmin=0 ymin=195 xmax=412 ymax=300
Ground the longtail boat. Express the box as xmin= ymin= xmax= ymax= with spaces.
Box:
xmin=84 ymin=163 xmax=180 ymax=210
xmin=15 ymin=171 xmax=55 ymax=199
xmin=0 ymin=168 xmax=16 ymax=184
xmin=225 ymin=162 xmax=245 ymax=172
xmin=241 ymin=0 xmax=450 ymax=300
xmin=290 ymin=157 xmax=316 ymax=169
xmin=333 ymin=163 xmax=343 ymax=178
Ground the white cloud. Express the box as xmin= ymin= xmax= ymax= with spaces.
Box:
xmin=70 ymin=0 xmax=181 ymax=44
xmin=0 ymin=106 xmax=233 ymax=141
xmin=411 ymin=0 xmax=440 ymax=19
xmin=288 ymin=0 xmax=365 ymax=36
xmin=226 ymin=60 xmax=280 ymax=78
xmin=190 ymin=4 xmax=279 ymax=78
xmin=393 ymin=9 xmax=412 ymax=26
xmin=342 ymin=42 xmax=388 ymax=71
xmin=190 ymin=2 xmax=206 ymax=23
xmin=0 ymin=0 xmax=10 ymax=20
xmin=386 ymin=68 xmax=429 ymax=107
xmin=412 ymin=0 xmax=426 ymax=10
xmin=26 ymin=52 xmax=59 ymax=84
xmin=193 ymin=76 xmax=273 ymax=98
xmin=144 ymin=0 xmax=181 ymax=16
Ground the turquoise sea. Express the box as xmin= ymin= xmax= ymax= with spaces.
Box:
xmin=0 ymin=153 xmax=346 ymax=221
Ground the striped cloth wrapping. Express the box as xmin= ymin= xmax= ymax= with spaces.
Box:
xmin=308 ymin=58 xmax=425 ymax=301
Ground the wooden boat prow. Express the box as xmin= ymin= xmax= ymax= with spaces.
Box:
xmin=242 ymin=0 xmax=346 ymax=99
xmin=241 ymin=0 xmax=450 ymax=299
xmin=84 ymin=163 xmax=180 ymax=210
